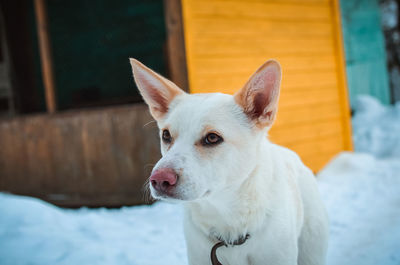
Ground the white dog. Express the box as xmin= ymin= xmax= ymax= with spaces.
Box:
xmin=130 ymin=59 xmax=329 ymax=265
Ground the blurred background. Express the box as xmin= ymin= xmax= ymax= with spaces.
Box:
xmin=0 ymin=0 xmax=398 ymax=207
xmin=1 ymin=1 xmax=400 ymax=265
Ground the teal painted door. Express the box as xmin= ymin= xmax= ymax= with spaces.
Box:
xmin=341 ymin=0 xmax=390 ymax=106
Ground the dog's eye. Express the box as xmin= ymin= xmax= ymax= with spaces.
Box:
xmin=162 ymin=129 xmax=172 ymax=143
xmin=203 ymin=133 xmax=223 ymax=146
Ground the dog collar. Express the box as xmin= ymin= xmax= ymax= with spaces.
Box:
xmin=210 ymin=234 xmax=250 ymax=265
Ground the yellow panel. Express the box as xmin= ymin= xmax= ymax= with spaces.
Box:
xmin=190 ymin=19 xmax=333 ymax=38
xmin=189 ymin=1 xmax=331 ymax=21
xmin=191 ymin=70 xmax=338 ymax=94
xmin=278 ymin=87 xmax=340 ymax=108
xmin=195 ymin=55 xmax=337 ymax=74
xmin=191 ymin=38 xmax=335 ymax=56
xmin=274 ymin=102 xmax=342 ymax=127
xmin=270 ymin=118 xmax=344 ymax=144
xmin=181 ymin=0 xmax=352 ymax=172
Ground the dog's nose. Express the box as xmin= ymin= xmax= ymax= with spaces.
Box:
xmin=150 ymin=168 xmax=178 ymax=193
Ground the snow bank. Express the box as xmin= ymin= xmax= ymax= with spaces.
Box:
xmin=317 ymin=95 xmax=400 ymax=265
xmin=318 ymin=153 xmax=400 ymax=265
xmin=0 ymin=95 xmax=399 ymax=265
xmin=0 ymin=194 xmax=187 ymax=265
xmin=352 ymin=95 xmax=400 ymax=157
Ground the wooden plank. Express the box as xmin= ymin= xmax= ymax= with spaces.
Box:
xmin=188 ymin=0 xmax=331 ymax=22
xmin=270 ymin=118 xmax=344 ymax=145
xmin=80 ymin=111 xmax=121 ymax=193
xmin=164 ymin=0 xmax=189 ymax=91
xmin=189 ymin=56 xmax=337 ymax=80
xmin=273 ymin=102 xmax=342 ymax=127
xmin=0 ymin=119 xmax=28 ymax=191
xmin=194 ymin=67 xmax=336 ymax=77
xmin=34 ymin=0 xmax=57 ymax=113
xmin=278 ymin=88 xmax=340 ymax=108
xmin=0 ymin=104 xmax=160 ymax=207
xmin=190 ymin=38 xmax=335 ymax=56
xmin=190 ymin=70 xmax=338 ymax=93
xmin=284 ymin=133 xmax=345 ymax=157
xmin=47 ymin=114 xmax=86 ymax=194
xmin=206 ymin=0 xmax=330 ymax=4
xmin=24 ymin=118 xmax=55 ymax=191
xmin=109 ymin=108 xmax=159 ymax=195
xmin=190 ymin=54 xmax=337 ymax=75
xmin=189 ymin=19 xmax=333 ymax=38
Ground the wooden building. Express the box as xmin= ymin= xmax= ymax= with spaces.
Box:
xmin=179 ymin=0 xmax=353 ymax=171
xmin=0 ymin=0 xmax=352 ymax=207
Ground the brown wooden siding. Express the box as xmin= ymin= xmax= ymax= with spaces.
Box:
xmin=0 ymin=104 xmax=160 ymax=207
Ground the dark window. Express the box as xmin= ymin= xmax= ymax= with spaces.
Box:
xmin=40 ymin=0 xmax=167 ymax=110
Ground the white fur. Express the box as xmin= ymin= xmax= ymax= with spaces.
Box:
xmin=130 ymin=59 xmax=329 ymax=265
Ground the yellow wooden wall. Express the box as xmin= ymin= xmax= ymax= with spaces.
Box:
xmin=181 ymin=0 xmax=352 ymax=171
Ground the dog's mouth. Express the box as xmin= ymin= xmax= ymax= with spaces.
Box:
xmin=151 ymin=188 xmax=212 ymax=202
xmin=153 ymin=189 xmax=180 ymax=200
xmin=150 ymin=185 xmax=183 ymax=201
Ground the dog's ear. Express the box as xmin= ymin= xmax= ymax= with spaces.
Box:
xmin=130 ymin=58 xmax=185 ymax=120
xmin=234 ymin=60 xmax=282 ymax=128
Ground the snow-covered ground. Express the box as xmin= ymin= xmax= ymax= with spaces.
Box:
xmin=1 ymin=95 xmax=399 ymax=265
xmin=319 ymin=95 xmax=400 ymax=265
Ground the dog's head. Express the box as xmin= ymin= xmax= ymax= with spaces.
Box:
xmin=130 ymin=59 xmax=281 ymax=202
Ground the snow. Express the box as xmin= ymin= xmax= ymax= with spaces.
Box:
xmin=317 ymin=95 xmax=400 ymax=265
xmin=0 ymin=196 xmax=187 ymax=265
xmin=319 ymin=153 xmax=400 ymax=265
xmin=352 ymin=95 xmax=400 ymax=158
xmin=1 ymin=95 xmax=399 ymax=265
xmin=380 ymin=0 xmax=398 ymax=30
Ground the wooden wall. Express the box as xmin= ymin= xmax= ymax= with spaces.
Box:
xmin=181 ymin=0 xmax=352 ymax=171
xmin=0 ymin=104 xmax=160 ymax=207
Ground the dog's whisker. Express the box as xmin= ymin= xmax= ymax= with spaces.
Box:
xmin=143 ymin=120 xmax=157 ymax=128
xmin=141 ymin=165 xmax=155 ymax=204
xmin=141 ymin=179 xmax=153 ymax=204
